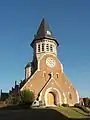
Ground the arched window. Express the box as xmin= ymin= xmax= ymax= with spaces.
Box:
xmin=69 ymin=93 xmax=72 ymax=100
xmin=42 ymin=43 xmax=44 ymax=52
xmin=43 ymin=71 xmax=46 ymax=77
xmin=50 ymin=44 xmax=53 ymax=52
xmin=46 ymin=44 xmax=49 ymax=51
xmin=38 ymin=44 xmax=40 ymax=52
xmin=56 ymin=73 xmax=59 ymax=78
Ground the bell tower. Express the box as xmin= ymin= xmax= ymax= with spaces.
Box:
xmin=31 ymin=18 xmax=59 ymax=61
xmin=30 ymin=18 xmax=59 ymax=74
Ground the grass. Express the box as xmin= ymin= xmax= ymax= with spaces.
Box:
xmin=72 ymin=107 xmax=90 ymax=116
xmin=53 ymin=106 xmax=90 ymax=118
xmin=0 ymin=107 xmax=68 ymax=120
xmin=0 ymin=105 xmax=90 ymax=120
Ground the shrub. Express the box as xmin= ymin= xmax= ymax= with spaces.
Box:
xmin=88 ymin=101 xmax=90 ymax=108
xmin=74 ymin=103 xmax=80 ymax=107
xmin=62 ymin=103 xmax=69 ymax=107
xmin=74 ymin=103 xmax=90 ymax=113
xmin=5 ymin=95 xmax=21 ymax=105
xmin=39 ymin=100 xmax=43 ymax=106
xmin=20 ymin=89 xmax=35 ymax=106
xmin=83 ymin=98 xmax=89 ymax=107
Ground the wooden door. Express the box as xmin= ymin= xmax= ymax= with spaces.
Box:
xmin=47 ymin=92 xmax=55 ymax=105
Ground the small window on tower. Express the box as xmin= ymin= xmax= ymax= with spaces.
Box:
xmin=38 ymin=44 xmax=40 ymax=52
xmin=42 ymin=43 xmax=44 ymax=52
xmin=50 ymin=44 xmax=53 ymax=52
xmin=46 ymin=44 xmax=49 ymax=51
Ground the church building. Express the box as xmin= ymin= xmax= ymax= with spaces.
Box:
xmin=20 ymin=18 xmax=79 ymax=106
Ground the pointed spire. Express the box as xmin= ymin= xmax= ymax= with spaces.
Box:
xmin=34 ymin=18 xmax=54 ymax=39
xmin=25 ymin=62 xmax=31 ymax=69
xmin=31 ymin=18 xmax=59 ymax=47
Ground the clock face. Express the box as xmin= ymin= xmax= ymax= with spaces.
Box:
xmin=46 ymin=57 xmax=56 ymax=68
xmin=47 ymin=30 xmax=51 ymax=36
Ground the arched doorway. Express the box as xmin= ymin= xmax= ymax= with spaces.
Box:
xmin=45 ymin=87 xmax=62 ymax=106
xmin=47 ymin=92 xmax=56 ymax=105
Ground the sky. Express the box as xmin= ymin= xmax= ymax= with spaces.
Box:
xmin=0 ymin=0 xmax=90 ymax=98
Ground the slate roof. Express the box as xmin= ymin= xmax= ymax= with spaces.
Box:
xmin=31 ymin=18 xmax=59 ymax=47
xmin=25 ymin=62 xmax=31 ymax=69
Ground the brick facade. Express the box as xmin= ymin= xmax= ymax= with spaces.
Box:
xmin=20 ymin=18 xmax=79 ymax=106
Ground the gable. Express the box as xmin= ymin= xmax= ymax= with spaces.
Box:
xmin=20 ymin=53 xmax=77 ymax=102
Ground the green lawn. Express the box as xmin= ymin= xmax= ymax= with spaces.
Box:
xmin=0 ymin=105 xmax=90 ymax=120
xmin=53 ymin=106 xmax=90 ymax=118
